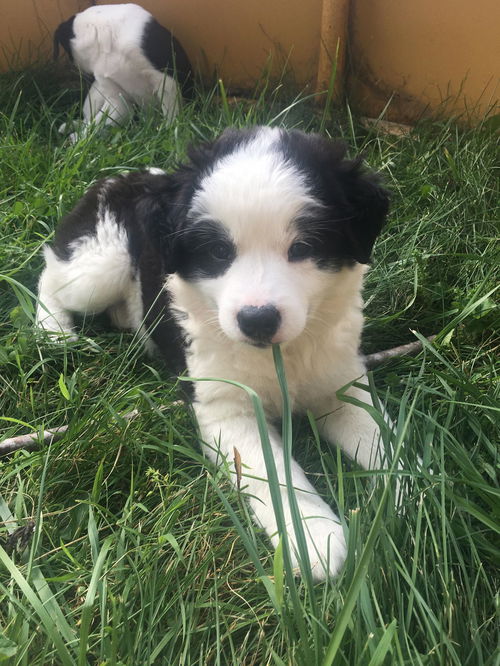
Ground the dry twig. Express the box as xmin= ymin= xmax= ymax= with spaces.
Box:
xmin=0 ymin=410 xmax=139 ymax=457
xmin=364 ymin=335 xmax=436 ymax=368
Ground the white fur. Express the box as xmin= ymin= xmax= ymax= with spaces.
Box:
xmin=37 ymin=128 xmax=391 ymax=581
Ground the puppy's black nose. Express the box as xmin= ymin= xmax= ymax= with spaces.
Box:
xmin=237 ymin=305 xmax=281 ymax=343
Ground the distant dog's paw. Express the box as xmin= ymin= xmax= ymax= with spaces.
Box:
xmin=58 ymin=121 xmax=78 ymax=135
xmin=58 ymin=121 xmax=83 ymax=144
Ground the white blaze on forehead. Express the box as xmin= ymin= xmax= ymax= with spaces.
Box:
xmin=189 ymin=129 xmax=318 ymax=249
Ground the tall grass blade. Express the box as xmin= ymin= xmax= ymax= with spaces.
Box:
xmin=0 ymin=546 xmax=76 ymax=666
xmin=78 ymin=536 xmax=113 ymax=666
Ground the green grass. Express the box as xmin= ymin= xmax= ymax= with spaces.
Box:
xmin=0 ymin=67 xmax=499 ymax=665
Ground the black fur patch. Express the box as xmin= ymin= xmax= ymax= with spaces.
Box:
xmin=288 ymin=210 xmax=356 ymax=271
xmin=51 ymin=182 xmax=100 ymax=260
xmin=52 ymin=172 xmax=173 ymax=263
xmin=138 ymin=235 xmax=190 ymax=385
xmin=141 ymin=17 xmax=194 ymax=99
xmin=186 ymin=127 xmax=261 ymax=181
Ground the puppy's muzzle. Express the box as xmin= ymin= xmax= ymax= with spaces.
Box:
xmin=237 ymin=305 xmax=281 ymax=345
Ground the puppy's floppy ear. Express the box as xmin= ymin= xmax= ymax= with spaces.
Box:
xmin=337 ymin=157 xmax=390 ymax=264
xmin=281 ymin=130 xmax=389 ymax=264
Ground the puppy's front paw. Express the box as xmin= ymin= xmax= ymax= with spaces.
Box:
xmin=35 ymin=326 xmax=78 ymax=344
xmin=288 ymin=516 xmax=347 ymax=582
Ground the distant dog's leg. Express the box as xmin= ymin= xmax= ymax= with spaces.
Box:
xmin=151 ymin=73 xmax=181 ymax=124
xmin=36 ymin=281 xmax=75 ymax=338
xmin=65 ymin=79 xmax=131 ymax=143
xmin=85 ymin=79 xmax=130 ymax=125
xmin=81 ymin=80 xmax=107 ymax=124
xmin=59 ymin=81 xmax=105 ymax=143
xmin=195 ymin=403 xmax=346 ymax=581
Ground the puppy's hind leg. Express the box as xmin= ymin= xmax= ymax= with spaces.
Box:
xmin=36 ymin=220 xmax=138 ymax=341
xmin=36 ymin=249 xmax=77 ymax=339
xmin=106 ymin=277 xmax=144 ymax=332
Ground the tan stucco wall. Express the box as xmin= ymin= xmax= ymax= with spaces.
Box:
xmin=0 ymin=0 xmax=328 ymax=92
xmin=348 ymin=0 xmax=500 ymax=122
xmin=1 ymin=1 xmax=85 ymax=70
xmin=1 ymin=1 xmax=498 ymax=122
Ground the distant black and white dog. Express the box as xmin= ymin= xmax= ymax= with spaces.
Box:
xmin=37 ymin=126 xmax=390 ymax=581
xmin=54 ymin=3 xmax=192 ymax=141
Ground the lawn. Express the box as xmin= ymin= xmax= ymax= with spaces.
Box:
xmin=0 ymin=68 xmax=498 ymax=665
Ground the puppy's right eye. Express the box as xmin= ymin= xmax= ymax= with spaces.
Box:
xmin=209 ymin=242 xmax=234 ymax=261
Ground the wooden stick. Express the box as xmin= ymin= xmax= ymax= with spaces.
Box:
xmin=364 ymin=335 xmax=436 ymax=368
xmin=0 ymin=409 xmax=139 ymax=457
xmin=0 ymin=426 xmax=68 ymax=454
xmin=1 ymin=338 xmax=436 ymax=456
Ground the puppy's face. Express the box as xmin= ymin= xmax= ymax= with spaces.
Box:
xmin=167 ymin=127 xmax=389 ymax=347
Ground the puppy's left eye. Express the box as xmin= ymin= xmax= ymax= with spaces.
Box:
xmin=288 ymin=240 xmax=313 ymax=261
xmin=209 ymin=242 xmax=234 ymax=261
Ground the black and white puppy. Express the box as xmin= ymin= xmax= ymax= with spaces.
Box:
xmin=37 ymin=126 xmax=390 ymax=581
xmin=54 ymin=3 xmax=192 ymax=142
